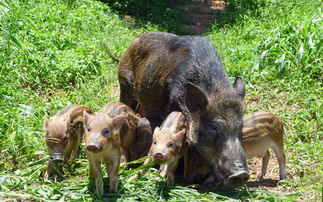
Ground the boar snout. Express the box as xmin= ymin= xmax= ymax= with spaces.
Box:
xmin=224 ymin=162 xmax=249 ymax=185
xmin=153 ymin=151 xmax=167 ymax=161
xmin=52 ymin=153 xmax=64 ymax=163
xmin=225 ymin=171 xmax=249 ymax=186
xmin=212 ymin=136 xmax=249 ymax=185
xmin=86 ymin=142 xmax=103 ymax=153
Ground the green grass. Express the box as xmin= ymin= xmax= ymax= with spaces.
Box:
xmin=0 ymin=0 xmax=322 ymax=201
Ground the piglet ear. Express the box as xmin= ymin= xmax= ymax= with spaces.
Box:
xmin=83 ymin=111 xmax=89 ymax=125
xmin=173 ymin=129 xmax=186 ymax=144
xmin=43 ymin=118 xmax=49 ymax=130
xmin=112 ymin=115 xmax=126 ymax=130
xmin=153 ymin=127 xmax=160 ymax=136
xmin=66 ymin=119 xmax=71 ymax=131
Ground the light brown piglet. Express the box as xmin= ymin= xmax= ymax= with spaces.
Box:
xmin=44 ymin=104 xmax=92 ymax=178
xmin=129 ymin=111 xmax=188 ymax=184
xmin=83 ymin=102 xmax=139 ymax=195
xmin=242 ymin=111 xmax=287 ymax=180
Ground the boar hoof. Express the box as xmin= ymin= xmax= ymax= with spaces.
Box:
xmin=279 ymin=174 xmax=287 ymax=180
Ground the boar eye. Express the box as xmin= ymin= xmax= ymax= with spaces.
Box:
xmin=87 ymin=126 xmax=91 ymax=132
xmin=210 ymin=122 xmax=218 ymax=131
xmin=167 ymin=142 xmax=174 ymax=148
xmin=102 ymin=128 xmax=111 ymax=137
xmin=153 ymin=141 xmax=157 ymax=145
xmin=211 ymin=119 xmax=224 ymax=131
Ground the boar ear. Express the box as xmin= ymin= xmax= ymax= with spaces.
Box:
xmin=43 ymin=118 xmax=49 ymax=130
xmin=185 ymin=82 xmax=208 ymax=113
xmin=173 ymin=129 xmax=186 ymax=144
xmin=112 ymin=115 xmax=125 ymax=130
xmin=233 ymin=76 xmax=245 ymax=99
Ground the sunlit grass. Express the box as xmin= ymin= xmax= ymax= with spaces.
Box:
xmin=0 ymin=0 xmax=321 ymax=200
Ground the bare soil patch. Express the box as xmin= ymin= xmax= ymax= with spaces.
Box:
xmin=179 ymin=0 xmax=226 ymax=34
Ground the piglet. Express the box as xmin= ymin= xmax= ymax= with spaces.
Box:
xmin=242 ymin=111 xmax=287 ymax=180
xmin=83 ymin=102 xmax=138 ymax=195
xmin=129 ymin=111 xmax=188 ymax=184
xmin=44 ymin=104 xmax=92 ymax=178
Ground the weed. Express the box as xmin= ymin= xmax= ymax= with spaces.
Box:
xmin=0 ymin=0 xmax=321 ymax=200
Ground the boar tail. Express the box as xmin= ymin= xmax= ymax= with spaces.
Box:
xmin=100 ymin=42 xmax=120 ymax=63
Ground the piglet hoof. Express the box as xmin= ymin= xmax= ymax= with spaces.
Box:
xmin=256 ymin=173 xmax=264 ymax=181
xmin=96 ymin=187 xmax=104 ymax=196
xmin=44 ymin=172 xmax=50 ymax=180
xmin=128 ymin=175 xmax=138 ymax=182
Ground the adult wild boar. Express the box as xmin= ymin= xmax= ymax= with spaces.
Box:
xmin=117 ymin=32 xmax=249 ymax=185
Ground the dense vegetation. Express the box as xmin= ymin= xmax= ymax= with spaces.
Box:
xmin=0 ymin=0 xmax=321 ymax=200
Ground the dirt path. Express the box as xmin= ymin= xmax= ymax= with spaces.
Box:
xmin=178 ymin=0 xmax=226 ymax=35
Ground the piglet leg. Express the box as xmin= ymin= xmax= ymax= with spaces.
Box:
xmin=89 ymin=157 xmax=104 ymax=195
xmin=106 ymin=157 xmax=120 ymax=193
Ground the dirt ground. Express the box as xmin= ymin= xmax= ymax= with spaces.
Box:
xmin=247 ymin=155 xmax=286 ymax=189
xmin=179 ymin=0 xmax=226 ymax=34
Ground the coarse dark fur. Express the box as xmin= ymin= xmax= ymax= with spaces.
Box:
xmin=117 ymin=32 xmax=248 ymax=185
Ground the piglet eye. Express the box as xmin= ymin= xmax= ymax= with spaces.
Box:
xmin=62 ymin=136 xmax=68 ymax=142
xmin=102 ymin=128 xmax=110 ymax=137
xmin=167 ymin=142 xmax=174 ymax=148
xmin=153 ymin=141 xmax=157 ymax=145
xmin=87 ymin=126 xmax=91 ymax=132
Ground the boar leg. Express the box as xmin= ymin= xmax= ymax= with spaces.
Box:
xmin=89 ymin=157 xmax=104 ymax=195
xmin=258 ymin=150 xmax=270 ymax=180
xmin=183 ymin=153 xmax=189 ymax=179
xmin=119 ymin=73 xmax=137 ymax=110
xmin=202 ymin=174 xmax=216 ymax=186
xmin=272 ymin=141 xmax=287 ymax=180
xmin=122 ymin=148 xmax=131 ymax=163
xmin=106 ymin=157 xmax=120 ymax=193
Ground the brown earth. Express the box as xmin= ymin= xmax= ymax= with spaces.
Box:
xmin=178 ymin=0 xmax=226 ymax=35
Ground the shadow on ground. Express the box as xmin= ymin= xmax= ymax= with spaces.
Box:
xmin=100 ymin=0 xmax=268 ymax=35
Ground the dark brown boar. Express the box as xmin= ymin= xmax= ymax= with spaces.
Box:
xmin=242 ymin=111 xmax=286 ymax=180
xmin=129 ymin=117 xmax=153 ymax=165
xmin=185 ymin=147 xmax=215 ymax=185
xmin=117 ymin=32 xmax=248 ymax=185
xmin=187 ymin=111 xmax=287 ymax=184
xmin=129 ymin=111 xmax=188 ymax=184
xmin=44 ymin=104 xmax=92 ymax=178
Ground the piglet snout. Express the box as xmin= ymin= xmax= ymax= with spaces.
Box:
xmin=86 ymin=143 xmax=102 ymax=153
xmin=153 ymin=152 xmax=167 ymax=161
xmin=52 ymin=153 xmax=63 ymax=163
